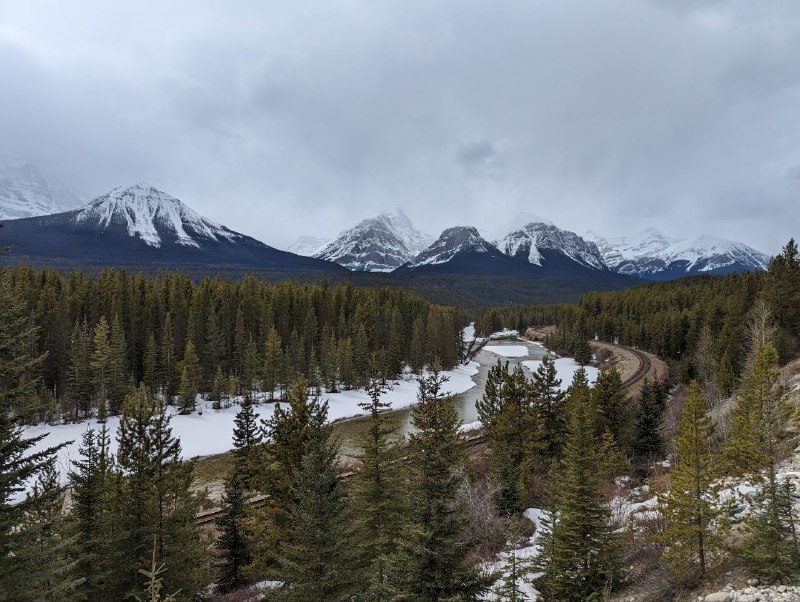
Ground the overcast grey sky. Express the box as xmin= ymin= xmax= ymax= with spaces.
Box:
xmin=1 ymin=0 xmax=798 ymax=253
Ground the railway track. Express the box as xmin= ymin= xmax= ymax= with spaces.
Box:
xmin=618 ymin=345 xmax=652 ymax=389
xmin=195 ymin=343 xmax=654 ymax=525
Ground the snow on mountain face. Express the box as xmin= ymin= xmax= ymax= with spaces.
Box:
xmin=585 ymin=228 xmax=679 ymax=269
xmin=74 ymin=183 xmax=236 ymax=248
xmin=287 ymin=236 xmax=330 ymax=257
xmin=661 ymin=234 xmax=771 ymax=273
xmin=585 ymin=229 xmax=771 ymax=278
xmin=406 ymin=226 xmax=499 ymax=268
xmin=314 ymin=209 xmax=432 ymax=272
xmin=495 ymin=222 xmax=607 ymax=270
xmin=0 ymin=158 xmax=83 ymax=220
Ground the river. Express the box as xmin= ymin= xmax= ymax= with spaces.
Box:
xmin=331 ymin=337 xmax=549 ymax=460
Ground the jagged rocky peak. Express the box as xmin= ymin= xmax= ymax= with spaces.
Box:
xmin=0 ymin=157 xmax=84 ymax=220
xmin=586 ymin=228 xmax=771 ymax=279
xmin=496 ymin=221 xmax=608 ymax=270
xmin=75 ymin=182 xmax=235 ymax=248
xmin=314 ymin=207 xmax=432 ymax=272
xmin=407 ymin=226 xmax=499 ymax=267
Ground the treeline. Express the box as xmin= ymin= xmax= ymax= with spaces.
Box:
xmin=475 ymin=239 xmax=800 ymax=388
xmin=2 ymin=266 xmax=465 ymax=423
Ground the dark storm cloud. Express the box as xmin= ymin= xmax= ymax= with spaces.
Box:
xmin=0 ymin=0 xmax=797 ymax=253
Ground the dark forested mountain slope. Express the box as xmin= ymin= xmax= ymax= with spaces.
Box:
xmin=0 ymin=183 xmax=346 ymax=273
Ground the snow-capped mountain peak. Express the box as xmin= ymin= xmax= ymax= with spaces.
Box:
xmin=495 ymin=221 xmax=608 ymax=270
xmin=406 ymin=226 xmax=498 ymax=268
xmin=75 ymin=183 xmax=235 ymax=248
xmin=0 ymin=157 xmax=84 ymax=220
xmin=586 ymin=229 xmax=771 ymax=279
xmin=314 ymin=209 xmax=432 ymax=272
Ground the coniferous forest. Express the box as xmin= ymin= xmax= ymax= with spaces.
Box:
xmin=1 ymin=240 xmax=799 ymax=601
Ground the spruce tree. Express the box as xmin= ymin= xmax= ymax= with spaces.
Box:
xmin=68 ymin=427 xmax=115 ymax=598
xmin=265 ymin=407 xmax=356 ymax=601
xmin=388 ymin=371 xmax=494 ymax=600
xmin=216 ymin=473 xmax=251 ymax=592
xmin=248 ymin=377 xmax=327 ymax=577
xmin=349 ymin=363 xmax=407 ymax=599
xmin=631 ymin=379 xmax=665 ymax=473
xmin=0 ymin=278 xmax=71 ymax=598
xmin=232 ymin=397 xmax=262 ymax=488
xmin=529 ymin=355 xmax=567 ymax=462
xmin=177 ymin=340 xmax=201 ymax=414
xmin=143 ymin=332 xmax=159 ymax=395
xmin=112 ymin=385 xmax=206 ymax=599
xmin=492 ymin=517 xmax=533 ymax=602
xmin=592 ymin=367 xmax=630 ymax=446
xmin=108 ymin=314 xmax=129 ymax=413
xmin=534 ymin=368 xmax=617 ymax=601
xmin=65 ymin=319 xmax=92 ymax=420
xmin=160 ymin=313 xmax=177 ymax=401
xmin=736 ymin=344 xmax=798 ymax=579
xmin=657 ymin=382 xmax=719 ymax=580
xmin=263 ymin=326 xmax=283 ymax=401
xmin=91 ymin=316 xmax=112 ymax=414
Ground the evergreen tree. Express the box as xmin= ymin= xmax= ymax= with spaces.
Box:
xmin=631 ymin=379 xmax=665 ymax=472
xmin=265 ymin=406 xmax=356 ymax=601
xmin=388 ymin=371 xmax=494 ymax=600
xmin=14 ymin=458 xmax=81 ymax=601
xmin=477 ymin=361 xmax=537 ymax=514
xmin=68 ymin=427 xmax=114 ymax=598
xmin=248 ymin=377 xmax=327 ymax=577
xmin=216 ymin=473 xmax=251 ymax=592
xmin=243 ymin=335 xmax=260 ymax=397
xmin=0 ymin=278 xmax=71 ymax=598
xmin=91 ymin=316 xmax=112 ymax=414
xmin=211 ymin=366 xmax=225 ymax=409
xmin=724 ymin=344 xmax=787 ymax=476
xmin=349 ymin=363 xmax=407 ymax=599
xmin=65 ymin=319 xmax=92 ymax=420
xmin=735 ymin=344 xmax=798 ymax=579
xmin=160 ymin=313 xmax=177 ymax=401
xmin=492 ymin=517 xmax=533 ymax=602
xmin=232 ymin=397 xmax=262 ymax=488
xmin=592 ymin=367 xmax=630 ymax=446
xmin=529 ymin=355 xmax=567 ymax=462
xmin=143 ymin=332 xmax=159 ymax=395
xmin=112 ymin=385 xmax=206 ymax=599
xmin=657 ymin=382 xmax=719 ymax=580
xmin=260 ymin=326 xmax=284 ymax=400
xmin=177 ymin=341 xmax=201 ymax=414
xmin=534 ymin=368 xmax=617 ymax=601
xmin=108 ymin=314 xmax=129 ymax=413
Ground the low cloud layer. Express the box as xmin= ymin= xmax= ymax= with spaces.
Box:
xmin=1 ymin=1 xmax=798 ymax=252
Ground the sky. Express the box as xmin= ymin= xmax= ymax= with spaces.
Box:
xmin=0 ymin=0 xmax=798 ymax=254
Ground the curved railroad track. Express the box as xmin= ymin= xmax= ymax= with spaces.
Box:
xmin=617 ymin=345 xmax=652 ymax=389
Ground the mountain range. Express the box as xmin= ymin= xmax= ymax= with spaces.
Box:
xmin=0 ymin=183 xmax=343 ymax=273
xmin=0 ymin=165 xmax=772 ymax=286
xmin=0 ymin=157 xmax=84 ymax=220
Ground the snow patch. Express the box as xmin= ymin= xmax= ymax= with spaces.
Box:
xmin=484 ymin=345 xmax=529 ymax=358
xmin=521 ymin=358 xmax=599 ymax=390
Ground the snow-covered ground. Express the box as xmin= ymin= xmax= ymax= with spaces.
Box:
xmin=483 ymin=507 xmax=546 ymax=601
xmin=521 ymin=358 xmax=599 ymax=390
xmin=485 ymin=345 xmax=529 ymax=358
xmin=20 ymin=362 xmax=479 ymax=500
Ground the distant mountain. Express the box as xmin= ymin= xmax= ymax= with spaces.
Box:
xmin=585 ymin=229 xmax=771 ymax=280
xmin=314 ymin=209 xmax=432 ymax=272
xmin=0 ymin=183 xmax=345 ymax=273
xmin=287 ymin=236 xmax=330 ymax=257
xmin=397 ymin=226 xmax=531 ymax=275
xmin=0 ymin=157 xmax=83 ymax=220
xmin=494 ymin=221 xmax=608 ymax=273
